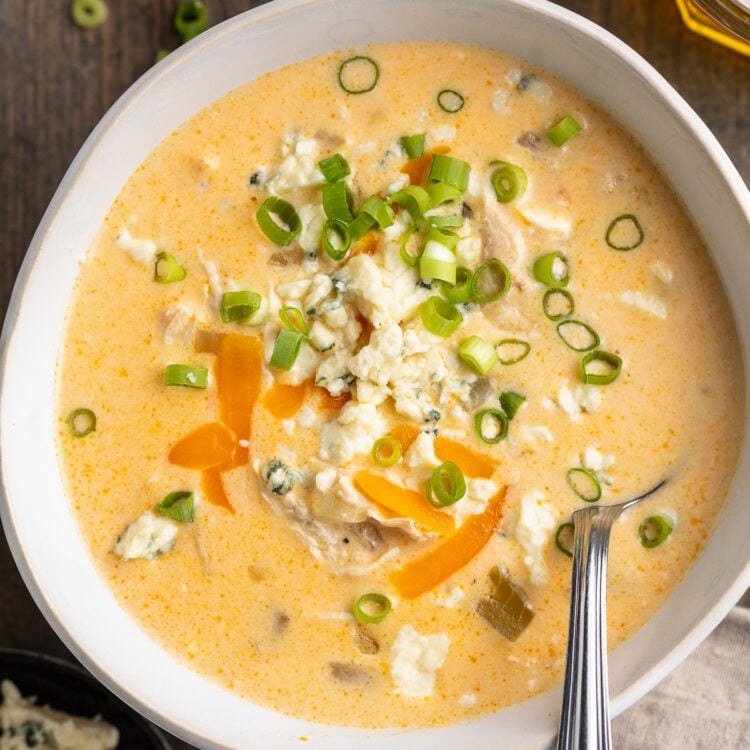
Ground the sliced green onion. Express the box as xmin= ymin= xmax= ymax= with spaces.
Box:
xmin=425 ymin=226 xmax=459 ymax=252
xmin=428 ymin=153 xmax=471 ymax=192
xmin=437 ymin=89 xmax=465 ymax=113
xmin=338 ymin=55 xmax=380 ymax=94
xmin=321 ymin=180 xmax=355 ymax=222
xmin=420 ymin=240 xmax=457 ymax=284
xmin=426 ymin=461 xmax=466 ymax=507
xmin=499 ymin=391 xmax=526 ymax=420
xmin=256 ymin=196 xmax=302 ymax=247
xmin=547 ymin=115 xmax=582 ymax=147
xmin=359 ymin=195 xmax=395 ymax=229
xmin=555 ymin=522 xmax=575 ymax=557
xmin=220 ymin=290 xmax=263 ymax=323
xmin=279 ymin=306 xmax=309 ymax=336
xmin=71 ymin=0 xmax=108 ymax=29
xmin=556 ymin=320 xmax=600 ymax=352
xmin=399 ymin=133 xmax=426 ymax=159
xmin=566 ymin=467 xmax=602 ymax=503
xmin=489 ymin=160 xmax=527 ymax=203
xmin=157 ymin=490 xmax=195 ymax=523
xmin=318 ymin=153 xmax=351 ymax=182
xmin=580 ymin=350 xmax=622 ymax=385
xmin=533 ymin=251 xmax=569 ymax=287
xmin=474 ymin=408 xmax=508 ymax=444
xmin=458 ymin=335 xmax=499 ymax=375
xmin=420 ymin=296 xmax=463 ymax=337
xmin=441 ymin=267 xmax=473 ymax=304
xmin=353 ymin=592 xmax=392 ymax=624
xmin=426 ymin=214 xmax=464 ymax=228
xmin=66 ymin=408 xmax=96 ymax=438
xmin=426 ymin=182 xmax=462 ymax=206
xmin=471 ymin=258 xmax=511 ymax=303
xmin=322 ymin=218 xmax=352 ymax=261
xmin=270 ymin=329 xmax=305 ymax=371
xmin=389 ymin=186 xmax=431 ymax=220
xmin=174 ymin=1 xmax=206 ymax=42
xmin=496 ymin=338 xmax=531 ymax=365
xmin=398 ymin=228 xmax=421 ymax=267
xmin=543 ymin=288 xmax=575 ymax=321
xmin=154 ymin=252 xmax=186 ymax=284
xmin=638 ymin=515 xmax=673 ymax=548
xmin=348 ymin=212 xmax=377 ymax=241
xmin=372 ymin=436 xmax=402 ymax=467
xmin=605 ymin=213 xmax=645 ymax=251
xmin=164 ymin=364 xmax=209 ymax=389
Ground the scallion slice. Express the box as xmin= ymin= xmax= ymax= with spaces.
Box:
xmin=547 ymin=115 xmax=582 ymax=147
xmin=353 ymin=592 xmax=392 ymax=623
xmin=270 ymin=328 xmax=305 ymax=371
xmin=420 ymin=240 xmax=457 ymax=284
xmin=556 ymin=319 xmax=600 ymax=352
xmin=399 ymin=133 xmax=426 ymax=159
xmin=157 ymin=490 xmax=195 ymax=523
xmin=154 ymin=252 xmax=186 ymax=284
xmin=471 ymin=258 xmax=511 ymax=303
xmin=499 ymin=391 xmax=526 ymax=420
xmin=426 ymin=182 xmax=462 ymax=206
xmin=338 ymin=55 xmax=380 ymax=94
xmin=426 ymin=461 xmax=466 ymax=507
xmin=437 ymin=88 xmax=465 ymax=113
xmin=164 ymin=364 xmax=209 ymax=389
xmin=359 ymin=195 xmax=395 ymax=229
xmin=322 ymin=180 xmax=355 ymax=222
xmin=566 ymin=467 xmax=602 ymax=503
xmin=322 ymin=218 xmax=352 ymax=261
xmin=533 ymin=250 xmax=569 ymax=287
xmin=605 ymin=213 xmax=645 ymax=251
xmin=174 ymin=1 xmax=206 ymax=42
xmin=425 ymin=225 xmax=459 ymax=252
xmin=489 ymin=160 xmax=527 ymax=203
xmin=220 ymin=290 xmax=262 ymax=323
xmin=429 ymin=153 xmax=471 ymax=192
xmin=420 ymin=296 xmax=463 ymax=337
xmin=458 ymin=335 xmax=499 ymax=375
xmin=241 ymin=294 xmax=269 ymax=327
xmin=475 ymin=408 xmax=508 ymax=444
xmin=398 ymin=228 xmax=421 ymax=267
xmin=543 ymin=288 xmax=575 ymax=321
xmin=318 ymin=153 xmax=351 ymax=182
xmin=639 ymin=515 xmax=673 ymax=548
xmin=256 ymin=196 xmax=302 ymax=246
xmin=348 ymin=212 xmax=377 ymax=241
xmin=372 ymin=436 xmax=402 ymax=467
xmin=66 ymin=408 xmax=96 ymax=438
xmin=580 ymin=350 xmax=622 ymax=385
xmin=279 ymin=306 xmax=309 ymax=336
xmin=426 ymin=214 xmax=464 ymax=228
xmin=555 ymin=522 xmax=575 ymax=557
xmin=441 ymin=266 xmax=473 ymax=304
xmin=496 ymin=338 xmax=531 ymax=365
xmin=71 ymin=0 xmax=108 ymax=28
xmin=389 ymin=185 xmax=431 ymax=221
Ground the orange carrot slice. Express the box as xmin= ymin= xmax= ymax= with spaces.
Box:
xmin=390 ymin=485 xmax=507 ymax=599
xmin=201 ymin=467 xmax=234 ymax=513
xmin=263 ymin=380 xmax=310 ymax=419
xmin=389 ymin=423 xmax=421 ymax=453
xmin=168 ymin=422 xmax=237 ymax=470
xmin=354 ymin=471 xmax=455 ymax=536
xmin=434 ymin=436 xmax=495 ymax=479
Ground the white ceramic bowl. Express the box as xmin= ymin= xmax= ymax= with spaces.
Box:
xmin=2 ymin=1 xmax=749 ymax=748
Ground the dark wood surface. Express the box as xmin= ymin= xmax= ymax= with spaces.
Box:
xmin=1 ymin=2 xmax=748 ymax=748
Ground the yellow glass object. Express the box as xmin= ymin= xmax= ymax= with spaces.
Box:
xmin=675 ymin=0 xmax=750 ymax=56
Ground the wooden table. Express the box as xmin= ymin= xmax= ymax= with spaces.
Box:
xmin=1 ymin=2 xmax=748 ymax=748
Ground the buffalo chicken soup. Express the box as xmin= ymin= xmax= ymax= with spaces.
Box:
xmin=56 ymin=42 xmax=744 ymax=729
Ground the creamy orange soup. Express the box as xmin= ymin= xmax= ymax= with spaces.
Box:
xmin=56 ymin=41 xmax=743 ymax=729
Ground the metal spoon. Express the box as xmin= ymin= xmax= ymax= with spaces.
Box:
xmin=556 ymin=479 xmax=668 ymax=750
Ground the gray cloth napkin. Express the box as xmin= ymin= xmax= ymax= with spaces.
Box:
xmin=612 ymin=602 xmax=750 ymax=749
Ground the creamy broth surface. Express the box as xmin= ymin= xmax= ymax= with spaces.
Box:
xmin=57 ymin=42 xmax=743 ymax=729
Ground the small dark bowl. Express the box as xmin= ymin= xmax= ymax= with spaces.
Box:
xmin=0 ymin=648 xmax=171 ymax=750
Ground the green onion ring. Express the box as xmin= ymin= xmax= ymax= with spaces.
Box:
xmin=389 ymin=185 xmax=431 ymax=221
xmin=154 ymin=252 xmax=186 ymax=284
xmin=579 ymin=350 xmax=622 ymax=385
xmin=474 ymin=408 xmax=508 ymax=445
xmin=441 ymin=267 xmax=473 ymax=304
xmin=358 ymin=195 xmax=395 ymax=229
xmin=426 ymin=182 xmax=462 ymax=206
xmin=420 ymin=296 xmax=463 ymax=337
xmin=269 ymin=329 xmax=305 ymax=371
xmin=496 ymin=338 xmax=531 ymax=365
xmin=398 ymin=228 xmax=421 ymax=267
xmin=555 ymin=522 xmax=575 ymax=557
xmin=566 ymin=467 xmax=602 ymax=503
xmin=429 ymin=153 xmax=471 ymax=191
xmin=399 ymin=133 xmax=426 ymax=159
xmin=279 ymin=306 xmax=309 ymax=336
xmin=533 ymin=250 xmax=569 ymax=288
xmin=489 ymin=160 xmax=528 ymax=203
xmin=174 ymin=1 xmax=207 ymax=42
xmin=71 ymin=0 xmax=108 ymax=28
xmin=426 ymin=214 xmax=464 ymax=228
xmin=66 ymin=407 xmax=96 ymax=438
xmin=556 ymin=319 xmax=600 ymax=352
xmin=437 ymin=88 xmax=465 ymax=113
xmin=458 ymin=335 xmax=499 ymax=375
xmin=547 ymin=114 xmax=582 ymax=147
xmin=338 ymin=55 xmax=380 ymax=94
xmin=605 ymin=213 xmax=645 ymax=251
xmin=420 ymin=240 xmax=457 ymax=284
xmin=164 ymin=364 xmax=209 ymax=389
xmin=348 ymin=212 xmax=377 ymax=241
xmin=542 ymin=288 xmax=575 ymax=321
xmin=638 ymin=515 xmax=673 ymax=548
xmin=220 ymin=290 xmax=263 ymax=323
xmin=322 ymin=180 xmax=355 ymax=222
xmin=318 ymin=153 xmax=351 ymax=182
xmin=353 ymin=592 xmax=392 ymax=623
xmin=499 ymin=391 xmax=526 ymax=420
xmin=372 ymin=436 xmax=402 ymax=467
xmin=426 ymin=461 xmax=467 ymax=507
xmin=322 ymin=218 xmax=352 ymax=261
xmin=157 ymin=490 xmax=195 ymax=523
xmin=256 ymin=196 xmax=302 ymax=247
xmin=471 ymin=258 xmax=511 ymax=303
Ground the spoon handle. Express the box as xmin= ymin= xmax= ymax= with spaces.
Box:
xmin=556 ymin=507 xmax=615 ymax=750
